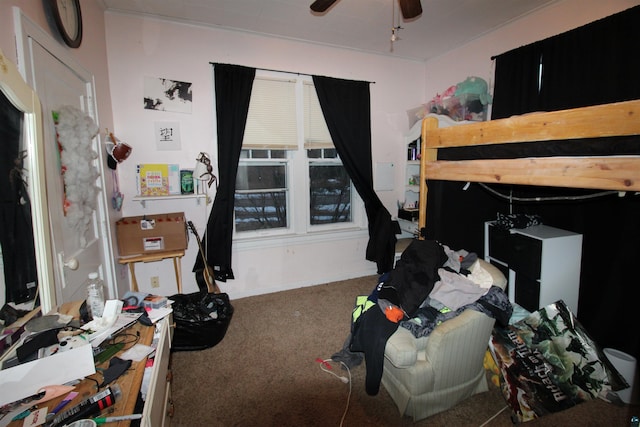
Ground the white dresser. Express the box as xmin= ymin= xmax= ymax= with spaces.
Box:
xmin=484 ymin=221 xmax=583 ymax=315
xmin=141 ymin=314 xmax=174 ymax=427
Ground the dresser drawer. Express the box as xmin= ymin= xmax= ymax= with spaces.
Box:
xmin=508 ymin=233 xmax=542 ymax=280
xmin=487 ymin=224 xmax=511 ymax=263
xmin=514 ymin=274 xmax=541 ymax=313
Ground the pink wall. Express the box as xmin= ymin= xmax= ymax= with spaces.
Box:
xmin=103 ymin=12 xmax=427 ymax=297
xmin=103 ymin=13 xmax=426 ymax=216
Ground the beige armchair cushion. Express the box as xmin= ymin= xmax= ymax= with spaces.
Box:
xmin=384 ymin=326 xmax=428 ymax=368
xmin=382 ymin=259 xmax=507 ymax=421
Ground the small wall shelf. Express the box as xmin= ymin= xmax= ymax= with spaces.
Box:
xmin=132 ymin=193 xmax=209 ymax=208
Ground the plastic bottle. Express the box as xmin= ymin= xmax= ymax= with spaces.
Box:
xmin=85 ymin=272 xmax=105 ymax=319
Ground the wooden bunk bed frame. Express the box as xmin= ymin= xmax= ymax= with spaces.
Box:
xmin=417 ymin=99 xmax=640 ymax=233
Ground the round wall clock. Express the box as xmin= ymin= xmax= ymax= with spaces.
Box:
xmin=50 ymin=0 xmax=83 ymax=48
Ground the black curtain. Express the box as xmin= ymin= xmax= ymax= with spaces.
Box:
xmin=493 ymin=5 xmax=640 ymax=117
xmin=313 ymin=76 xmax=396 ymax=273
xmin=537 ymin=6 xmax=640 ymax=111
xmin=0 ymin=91 xmax=38 ymax=303
xmin=491 ymin=42 xmax=543 ymax=119
xmin=426 ymin=5 xmax=640 ymax=360
xmin=196 ymin=64 xmax=255 ymax=281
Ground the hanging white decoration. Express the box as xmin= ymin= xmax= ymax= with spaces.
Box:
xmin=55 ymin=105 xmax=100 ymax=246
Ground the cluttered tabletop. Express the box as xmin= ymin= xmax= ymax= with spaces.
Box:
xmin=0 ymin=296 xmax=172 ymax=427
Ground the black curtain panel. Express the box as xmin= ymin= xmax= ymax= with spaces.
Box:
xmin=538 ymin=6 xmax=640 ymax=111
xmin=491 ymin=41 xmax=544 ymax=120
xmin=313 ymin=76 xmax=397 ymax=273
xmin=195 ymin=64 xmax=255 ymax=282
xmin=493 ymin=5 xmax=640 ymax=115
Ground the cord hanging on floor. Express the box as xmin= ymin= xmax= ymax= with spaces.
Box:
xmin=316 ymin=358 xmax=352 ymax=426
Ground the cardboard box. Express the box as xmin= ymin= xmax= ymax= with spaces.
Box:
xmin=116 ymin=212 xmax=187 ymax=256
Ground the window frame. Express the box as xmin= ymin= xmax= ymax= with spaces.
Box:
xmin=232 ymin=70 xmax=365 ymax=241
xmin=234 ymin=152 xmax=290 ymax=235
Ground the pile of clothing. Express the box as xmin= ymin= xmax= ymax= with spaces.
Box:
xmin=332 ymin=239 xmax=512 ymax=395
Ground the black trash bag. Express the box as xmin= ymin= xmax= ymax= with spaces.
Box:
xmin=169 ymin=292 xmax=234 ymax=352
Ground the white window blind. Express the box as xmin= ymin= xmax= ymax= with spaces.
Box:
xmin=303 ymin=82 xmax=333 ymax=149
xmin=243 ymin=77 xmax=298 ymax=149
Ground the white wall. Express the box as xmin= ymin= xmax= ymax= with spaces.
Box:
xmin=104 ymin=13 xmax=427 ymax=299
xmin=423 ymin=0 xmax=640 ymax=106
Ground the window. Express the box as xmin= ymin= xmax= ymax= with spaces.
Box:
xmin=308 ymin=148 xmax=351 ymax=225
xmin=234 ymin=71 xmax=362 ymax=237
xmin=235 ymin=149 xmax=288 ymax=232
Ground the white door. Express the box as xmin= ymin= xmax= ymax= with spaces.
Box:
xmin=26 ymin=39 xmax=109 ymax=303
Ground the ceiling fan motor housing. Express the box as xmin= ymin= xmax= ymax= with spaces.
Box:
xmin=311 ymin=0 xmax=422 ymax=20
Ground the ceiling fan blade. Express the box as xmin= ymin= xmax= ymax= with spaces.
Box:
xmin=398 ymin=0 xmax=422 ymax=19
xmin=310 ymin=0 xmax=339 ymax=13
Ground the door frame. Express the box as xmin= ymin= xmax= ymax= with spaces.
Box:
xmin=13 ymin=8 xmax=118 ymax=308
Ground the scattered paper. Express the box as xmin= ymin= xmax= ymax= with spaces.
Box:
xmin=0 ymin=344 xmax=95 ymax=407
xmin=146 ymin=306 xmax=173 ymax=324
xmin=24 ymin=407 xmax=48 ymax=426
xmin=120 ymin=344 xmax=155 ymax=362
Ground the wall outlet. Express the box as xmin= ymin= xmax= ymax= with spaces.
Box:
xmin=150 ymin=276 xmax=160 ymax=288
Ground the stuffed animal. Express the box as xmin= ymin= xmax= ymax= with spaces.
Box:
xmin=454 ymin=76 xmax=492 ymax=105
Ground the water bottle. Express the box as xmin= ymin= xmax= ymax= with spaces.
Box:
xmin=85 ymin=272 xmax=105 ymax=319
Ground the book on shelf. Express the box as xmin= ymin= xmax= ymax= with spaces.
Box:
xmin=168 ymin=164 xmax=180 ymax=195
xmin=136 ymin=164 xmax=181 ymax=196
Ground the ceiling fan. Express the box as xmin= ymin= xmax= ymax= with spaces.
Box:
xmin=310 ymin=0 xmax=423 ymax=20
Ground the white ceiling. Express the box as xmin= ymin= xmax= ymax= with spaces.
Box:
xmin=101 ymin=0 xmax=560 ymax=62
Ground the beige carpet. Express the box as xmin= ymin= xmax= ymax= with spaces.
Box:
xmin=170 ymin=276 xmax=638 ymax=426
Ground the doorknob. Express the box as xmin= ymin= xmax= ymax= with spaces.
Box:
xmin=64 ymin=257 xmax=79 ymax=270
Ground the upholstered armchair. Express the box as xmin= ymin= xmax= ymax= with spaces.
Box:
xmin=381 ymin=259 xmax=507 ymax=421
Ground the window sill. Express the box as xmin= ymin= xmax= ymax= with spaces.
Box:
xmin=233 ymin=227 xmax=369 ymax=251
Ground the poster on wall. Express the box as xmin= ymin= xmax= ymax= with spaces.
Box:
xmin=143 ymin=76 xmax=192 ymax=113
xmin=154 ymin=121 xmax=181 ymax=151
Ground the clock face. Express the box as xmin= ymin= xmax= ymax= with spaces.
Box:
xmin=51 ymin=0 xmax=83 ymax=48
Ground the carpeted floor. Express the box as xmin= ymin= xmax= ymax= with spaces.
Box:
xmin=170 ymin=276 xmax=638 ymax=426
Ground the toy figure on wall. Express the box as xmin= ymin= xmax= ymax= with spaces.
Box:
xmin=194 ymin=152 xmax=217 ymax=190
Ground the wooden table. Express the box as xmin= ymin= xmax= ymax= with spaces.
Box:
xmin=118 ymin=250 xmax=185 ymax=293
xmin=6 ymin=302 xmax=157 ymax=427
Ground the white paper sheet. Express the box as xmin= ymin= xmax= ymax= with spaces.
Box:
xmin=0 ymin=343 xmax=95 ymax=407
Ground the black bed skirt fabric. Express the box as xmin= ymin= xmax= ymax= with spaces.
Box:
xmin=170 ymin=292 xmax=234 ymax=352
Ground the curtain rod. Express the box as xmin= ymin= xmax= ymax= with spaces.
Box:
xmin=210 ymin=62 xmax=375 ymax=84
